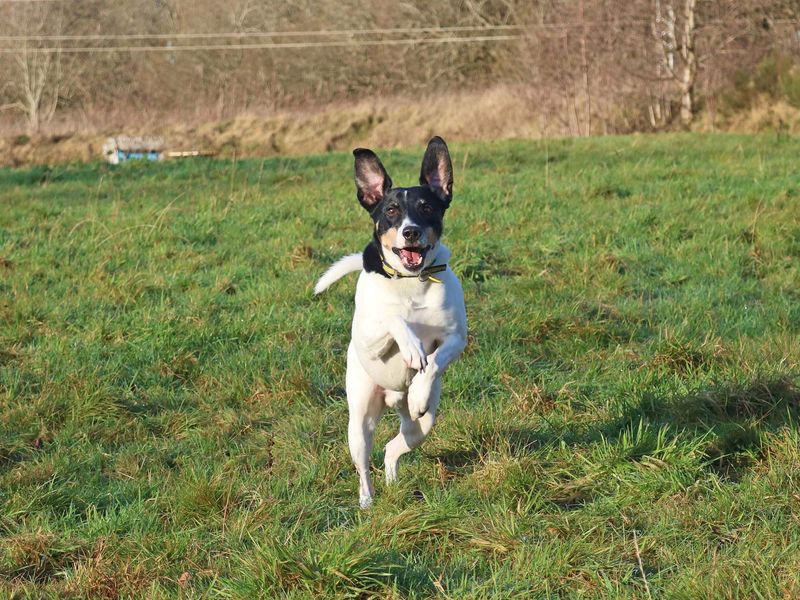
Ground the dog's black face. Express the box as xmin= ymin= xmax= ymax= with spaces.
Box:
xmin=371 ymin=186 xmax=447 ymax=271
xmin=354 ymin=137 xmax=453 ymax=275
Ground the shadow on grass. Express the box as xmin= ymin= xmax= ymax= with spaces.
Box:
xmin=433 ymin=425 xmax=555 ymax=475
xmin=636 ymin=379 xmax=797 ymax=475
xmin=0 ymin=534 xmax=91 ymax=586
xmin=625 ymin=376 xmax=800 ymax=479
xmin=434 ymin=376 xmax=800 ymax=484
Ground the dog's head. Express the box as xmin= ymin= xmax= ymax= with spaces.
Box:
xmin=353 ymin=136 xmax=453 ymax=275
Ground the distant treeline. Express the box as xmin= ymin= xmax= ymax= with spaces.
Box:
xmin=0 ymin=0 xmax=798 ymax=135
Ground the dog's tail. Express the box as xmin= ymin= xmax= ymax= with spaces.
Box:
xmin=314 ymin=253 xmax=363 ymax=295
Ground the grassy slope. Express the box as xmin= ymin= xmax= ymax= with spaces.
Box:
xmin=1 ymin=133 xmax=799 ymax=599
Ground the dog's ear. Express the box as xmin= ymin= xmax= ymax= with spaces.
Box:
xmin=353 ymin=148 xmax=392 ymax=211
xmin=419 ymin=136 xmax=453 ymax=205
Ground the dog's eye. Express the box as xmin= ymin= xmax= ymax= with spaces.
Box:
xmin=419 ymin=203 xmax=433 ymax=215
xmin=385 ymin=206 xmax=399 ymax=218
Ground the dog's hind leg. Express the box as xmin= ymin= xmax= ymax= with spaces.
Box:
xmin=384 ymin=378 xmax=441 ymax=485
xmin=346 ymin=343 xmax=384 ymax=509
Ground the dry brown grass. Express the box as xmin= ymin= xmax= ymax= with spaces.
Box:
xmin=0 ymin=85 xmax=541 ymax=167
xmin=4 ymin=82 xmax=799 ymax=168
xmin=722 ymin=97 xmax=800 ymax=134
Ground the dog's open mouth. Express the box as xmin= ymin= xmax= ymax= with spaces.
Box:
xmin=392 ymin=246 xmax=429 ymax=271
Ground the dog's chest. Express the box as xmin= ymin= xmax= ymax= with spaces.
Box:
xmin=395 ymin=294 xmax=432 ymax=319
xmin=352 ymin=274 xmax=456 ymax=390
xmin=379 ymin=284 xmax=447 ymax=330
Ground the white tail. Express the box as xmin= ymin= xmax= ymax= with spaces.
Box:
xmin=314 ymin=253 xmax=363 ymax=294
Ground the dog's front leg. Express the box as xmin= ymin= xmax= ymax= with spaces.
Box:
xmin=407 ymin=333 xmax=466 ymax=419
xmin=360 ymin=316 xmax=428 ymax=371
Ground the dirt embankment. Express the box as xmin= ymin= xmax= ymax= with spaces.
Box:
xmin=0 ymin=87 xmax=542 ymax=168
xmin=3 ymin=88 xmax=799 ymax=168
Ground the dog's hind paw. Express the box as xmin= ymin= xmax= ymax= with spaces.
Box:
xmin=359 ymin=494 xmax=373 ymax=509
xmin=385 ymin=458 xmax=398 ymax=485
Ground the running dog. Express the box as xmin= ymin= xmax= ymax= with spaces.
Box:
xmin=314 ymin=136 xmax=467 ymax=508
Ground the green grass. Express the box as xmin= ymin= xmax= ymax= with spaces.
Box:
xmin=1 ymin=133 xmax=799 ymax=599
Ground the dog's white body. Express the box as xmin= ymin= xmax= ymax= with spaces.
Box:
xmin=316 ymin=243 xmax=467 ymax=508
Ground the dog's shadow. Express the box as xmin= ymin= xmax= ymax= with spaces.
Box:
xmin=609 ymin=377 xmax=799 ymax=479
xmin=431 ymin=376 xmax=800 ymax=486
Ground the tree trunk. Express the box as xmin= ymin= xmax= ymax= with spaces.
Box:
xmin=651 ymin=1 xmax=676 ymax=128
xmin=578 ymin=0 xmax=591 ymax=136
xmin=679 ymin=0 xmax=697 ymax=128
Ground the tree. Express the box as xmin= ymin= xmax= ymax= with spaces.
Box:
xmin=678 ymin=0 xmax=698 ymax=127
xmin=2 ymin=4 xmax=66 ymax=133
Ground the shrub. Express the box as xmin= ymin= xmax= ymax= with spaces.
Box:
xmin=720 ymin=52 xmax=800 ymax=114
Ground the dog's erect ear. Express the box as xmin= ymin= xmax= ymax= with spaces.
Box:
xmin=353 ymin=148 xmax=392 ymax=211
xmin=419 ymin=136 xmax=453 ymax=204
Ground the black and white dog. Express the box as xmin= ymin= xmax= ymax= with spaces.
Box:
xmin=315 ymin=137 xmax=467 ymax=508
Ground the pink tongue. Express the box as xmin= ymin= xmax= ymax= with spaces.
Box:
xmin=400 ymin=249 xmax=422 ymax=266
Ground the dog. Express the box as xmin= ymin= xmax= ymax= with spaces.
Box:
xmin=314 ymin=136 xmax=467 ymax=508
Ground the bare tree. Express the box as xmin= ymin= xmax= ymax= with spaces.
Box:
xmin=648 ymin=0 xmax=698 ymax=128
xmin=2 ymin=5 xmax=66 ymax=133
xmin=650 ymin=0 xmax=676 ymax=127
xmin=578 ymin=0 xmax=592 ymax=135
xmin=14 ymin=48 xmax=63 ymax=134
xmin=678 ymin=0 xmax=698 ymax=126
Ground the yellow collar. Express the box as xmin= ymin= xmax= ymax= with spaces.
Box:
xmin=381 ymin=260 xmax=447 ymax=283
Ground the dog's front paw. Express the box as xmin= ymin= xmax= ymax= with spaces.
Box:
xmin=407 ymin=373 xmax=431 ymax=420
xmin=391 ymin=318 xmax=427 ymax=372
xmin=399 ymin=335 xmax=427 ymax=372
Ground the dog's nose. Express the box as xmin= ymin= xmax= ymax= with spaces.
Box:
xmin=402 ymin=226 xmax=421 ymax=243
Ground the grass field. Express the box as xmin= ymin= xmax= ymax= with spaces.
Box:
xmin=1 ymin=133 xmax=799 ymax=598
